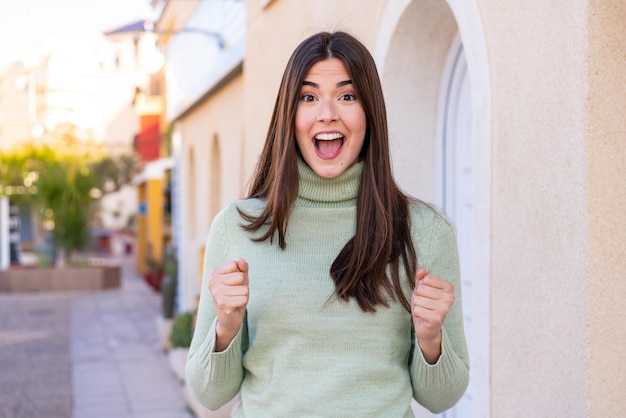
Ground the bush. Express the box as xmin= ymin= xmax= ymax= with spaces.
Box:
xmin=170 ymin=311 xmax=194 ymax=348
xmin=161 ymin=246 xmax=177 ymax=318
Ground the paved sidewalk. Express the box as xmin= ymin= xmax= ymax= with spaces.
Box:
xmin=0 ymin=255 xmax=193 ymax=418
xmin=0 ymin=292 xmax=72 ymax=417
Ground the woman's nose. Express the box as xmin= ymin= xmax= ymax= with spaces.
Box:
xmin=316 ymin=99 xmax=338 ymax=122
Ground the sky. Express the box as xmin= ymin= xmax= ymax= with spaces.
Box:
xmin=0 ymin=0 xmax=158 ymax=64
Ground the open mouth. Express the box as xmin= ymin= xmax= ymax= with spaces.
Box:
xmin=315 ymin=132 xmax=344 ymax=158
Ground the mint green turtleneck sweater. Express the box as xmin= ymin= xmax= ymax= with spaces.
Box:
xmin=186 ymin=160 xmax=469 ymax=417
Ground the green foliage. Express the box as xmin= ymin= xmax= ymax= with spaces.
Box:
xmin=0 ymin=142 xmax=55 ymax=205
xmin=170 ymin=311 xmax=194 ymax=348
xmin=163 ymin=246 xmax=178 ymax=280
xmin=162 ymin=246 xmax=178 ymax=319
xmin=37 ymin=156 xmax=99 ymax=256
xmin=91 ymin=153 xmax=139 ymax=193
xmin=0 ymin=123 xmax=139 ymax=259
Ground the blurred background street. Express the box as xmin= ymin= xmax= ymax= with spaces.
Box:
xmin=0 ymin=253 xmax=192 ymax=418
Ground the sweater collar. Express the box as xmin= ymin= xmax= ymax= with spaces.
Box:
xmin=295 ymin=157 xmax=363 ymax=207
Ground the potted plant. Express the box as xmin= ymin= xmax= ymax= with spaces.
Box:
xmin=156 ymin=245 xmax=177 ymax=351
xmin=168 ymin=310 xmax=194 ymax=382
xmin=144 ymin=245 xmax=164 ymax=292
xmin=161 ymin=245 xmax=177 ymax=318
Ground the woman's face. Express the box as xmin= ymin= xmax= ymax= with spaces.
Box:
xmin=295 ymin=58 xmax=367 ymax=179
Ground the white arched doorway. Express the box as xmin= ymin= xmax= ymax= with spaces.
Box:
xmin=437 ymin=33 xmax=473 ymax=418
xmin=376 ymin=1 xmax=491 ymax=417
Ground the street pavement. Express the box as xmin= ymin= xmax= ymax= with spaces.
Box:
xmin=0 ymin=255 xmax=193 ymax=418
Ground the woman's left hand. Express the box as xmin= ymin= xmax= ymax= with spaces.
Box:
xmin=411 ymin=269 xmax=455 ymax=364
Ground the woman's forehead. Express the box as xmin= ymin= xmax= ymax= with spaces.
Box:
xmin=303 ymin=58 xmax=351 ymax=82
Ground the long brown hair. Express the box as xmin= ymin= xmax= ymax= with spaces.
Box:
xmin=240 ymin=31 xmax=417 ymax=313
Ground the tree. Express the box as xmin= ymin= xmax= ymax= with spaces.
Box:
xmin=36 ymin=155 xmax=99 ymax=264
xmin=0 ymin=124 xmax=139 ymax=266
xmin=91 ymin=153 xmax=139 ymax=194
xmin=0 ymin=142 xmax=53 ymax=206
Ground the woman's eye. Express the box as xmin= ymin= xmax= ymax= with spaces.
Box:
xmin=340 ymin=93 xmax=357 ymax=101
xmin=301 ymin=94 xmax=316 ymax=102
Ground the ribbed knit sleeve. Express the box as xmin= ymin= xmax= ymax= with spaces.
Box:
xmin=409 ymin=207 xmax=470 ymax=413
xmin=185 ymin=205 xmax=246 ymax=411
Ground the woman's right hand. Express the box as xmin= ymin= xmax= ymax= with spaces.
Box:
xmin=208 ymin=258 xmax=249 ymax=351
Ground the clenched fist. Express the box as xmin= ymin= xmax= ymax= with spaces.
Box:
xmin=208 ymin=258 xmax=249 ymax=351
xmin=411 ymin=269 xmax=455 ymax=364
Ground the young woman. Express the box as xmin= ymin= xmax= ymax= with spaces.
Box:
xmin=186 ymin=31 xmax=469 ymax=417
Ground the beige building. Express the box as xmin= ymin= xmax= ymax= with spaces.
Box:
xmin=0 ymin=32 xmax=147 ymax=232
xmin=159 ymin=0 xmax=626 ymax=416
xmin=0 ymin=40 xmax=105 ymax=147
xmin=0 ymin=60 xmax=36 ymax=149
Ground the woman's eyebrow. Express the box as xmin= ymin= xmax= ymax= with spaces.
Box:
xmin=302 ymin=81 xmax=319 ymax=88
xmin=302 ymin=79 xmax=353 ymax=88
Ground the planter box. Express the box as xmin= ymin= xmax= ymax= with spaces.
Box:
xmin=183 ymin=382 xmax=240 ymax=418
xmin=0 ymin=266 xmax=121 ymax=293
xmin=168 ymin=347 xmax=189 ymax=383
xmin=156 ymin=316 xmax=174 ymax=352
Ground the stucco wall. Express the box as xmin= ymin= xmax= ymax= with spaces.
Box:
xmin=587 ymin=0 xmax=626 ymax=416
xmin=177 ymin=73 xmax=244 ymax=310
xmin=177 ymin=0 xmax=626 ymax=414
xmin=480 ymin=0 xmax=589 ymax=415
xmin=243 ymin=0 xmax=386 ymax=180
